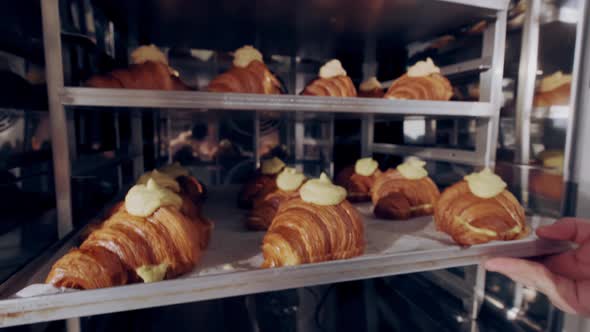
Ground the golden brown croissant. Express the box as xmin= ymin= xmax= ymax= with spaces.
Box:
xmin=335 ymin=166 xmax=381 ymax=202
xmin=86 ymin=61 xmax=191 ymax=91
xmin=301 ymin=76 xmax=357 ymax=97
xmin=262 ymin=198 xmax=364 ymax=267
xmin=238 ymin=173 xmax=279 ymax=209
xmin=207 ymin=61 xmax=282 ymax=94
xmin=45 ymin=246 xmax=128 ymax=289
xmin=533 ymin=83 xmax=570 ymax=107
xmin=246 ymin=189 xmax=299 ymax=231
xmin=434 ymin=181 xmax=527 ymax=245
xmin=371 ymin=169 xmax=440 ymax=220
xmin=384 ymin=73 xmax=452 ymax=101
xmin=46 ymin=206 xmax=201 ymax=289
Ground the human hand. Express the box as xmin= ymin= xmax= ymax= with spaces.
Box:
xmin=485 ymin=218 xmax=590 ymax=316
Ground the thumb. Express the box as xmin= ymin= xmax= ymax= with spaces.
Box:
xmin=485 ymin=257 xmax=578 ymax=314
xmin=537 ymin=218 xmax=590 ymax=245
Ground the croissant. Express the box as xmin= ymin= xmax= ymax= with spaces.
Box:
xmin=46 ymin=206 xmax=201 ymax=289
xmin=533 ymin=83 xmax=570 ymax=107
xmin=207 ymin=61 xmax=282 ymax=94
xmin=335 ymin=166 xmax=381 ymax=202
xmin=86 ymin=61 xmax=191 ymax=91
xmin=262 ymin=198 xmax=364 ymax=267
xmin=434 ymin=181 xmax=527 ymax=245
xmin=384 ymin=73 xmax=452 ymax=100
xmin=371 ymin=169 xmax=440 ymax=220
xmin=246 ymin=189 xmax=299 ymax=230
xmin=302 ymin=76 xmax=357 ymax=97
xmin=238 ymin=173 xmax=279 ymax=209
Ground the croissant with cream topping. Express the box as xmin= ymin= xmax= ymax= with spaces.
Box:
xmin=372 ymin=169 xmax=440 ymax=220
xmin=434 ymin=169 xmax=527 ymax=245
xmin=238 ymin=157 xmax=286 ymax=209
xmin=335 ymin=158 xmax=381 ymax=202
xmin=207 ymin=46 xmax=283 ymax=94
xmin=86 ymin=45 xmax=191 ymax=91
xmin=301 ymin=59 xmax=357 ymax=97
xmin=384 ymin=58 xmax=452 ymax=101
xmin=46 ymin=165 xmax=210 ymax=290
xmin=246 ymin=167 xmax=305 ymax=230
xmin=262 ymin=174 xmax=364 ymax=267
xmin=370 ymin=158 xmax=439 ymax=220
xmin=46 ymin=196 xmax=202 ymax=289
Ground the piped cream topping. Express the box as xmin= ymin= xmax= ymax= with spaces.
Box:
xmin=130 ymin=45 xmax=169 ymax=65
xmin=233 ymin=45 xmax=263 ymax=68
xmin=300 ymin=173 xmax=347 ymax=206
xmin=464 ymin=168 xmax=507 ymax=199
xmin=359 ymin=77 xmax=382 ymax=92
xmin=261 ymin=157 xmax=286 ymax=175
xmin=397 ymin=157 xmax=428 ymax=180
xmin=137 ymin=170 xmax=180 ymax=193
xmin=136 ymin=263 xmax=168 ymax=283
xmin=407 ymin=58 xmax=441 ymax=78
xmin=158 ymin=162 xmax=190 ymax=178
xmin=354 ymin=157 xmax=379 ymax=176
xmin=539 ymin=71 xmax=572 ymax=92
xmin=276 ymin=167 xmax=306 ymax=192
xmin=125 ymin=179 xmax=182 ymax=217
xmin=319 ymin=59 xmax=347 ymax=79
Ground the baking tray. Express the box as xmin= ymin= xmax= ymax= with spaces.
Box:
xmin=0 ymin=186 xmax=569 ymax=327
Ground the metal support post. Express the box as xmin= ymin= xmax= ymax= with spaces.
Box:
xmin=294 ymin=114 xmax=305 ymax=173
xmin=41 ymin=0 xmax=73 ymax=238
xmin=563 ymin=0 xmax=590 ymax=217
xmin=514 ymin=0 xmax=541 ymax=205
xmin=131 ymin=109 xmax=144 ymax=179
xmin=361 ymin=114 xmax=374 ymax=157
xmin=477 ymin=10 xmax=508 ymax=168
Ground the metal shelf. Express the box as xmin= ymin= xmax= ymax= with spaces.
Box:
xmin=0 ymin=187 xmax=568 ymax=327
xmin=61 ymin=88 xmax=495 ymax=117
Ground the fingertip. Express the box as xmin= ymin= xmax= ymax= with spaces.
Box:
xmin=484 ymin=257 xmax=510 ymax=272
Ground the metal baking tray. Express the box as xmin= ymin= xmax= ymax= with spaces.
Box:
xmin=0 ymin=186 xmax=568 ymax=327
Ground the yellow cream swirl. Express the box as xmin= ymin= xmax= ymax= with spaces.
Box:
xmin=407 ymin=58 xmax=441 ymax=77
xmin=464 ymin=168 xmax=507 ymax=199
xmin=158 ymin=162 xmax=190 ymax=178
xmin=276 ymin=167 xmax=306 ymax=192
xmin=130 ymin=45 xmax=168 ymax=65
xmin=137 ymin=170 xmax=180 ymax=193
xmin=300 ymin=173 xmax=347 ymax=206
xmin=319 ymin=59 xmax=347 ymax=79
xmin=233 ymin=45 xmax=263 ymax=68
xmin=354 ymin=157 xmax=379 ymax=176
xmin=397 ymin=157 xmax=428 ymax=180
xmin=261 ymin=157 xmax=286 ymax=175
xmin=125 ymin=179 xmax=182 ymax=217
xmin=136 ymin=263 xmax=169 ymax=283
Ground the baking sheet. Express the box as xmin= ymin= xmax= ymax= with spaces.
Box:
xmin=13 ymin=186 xmax=553 ymax=297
